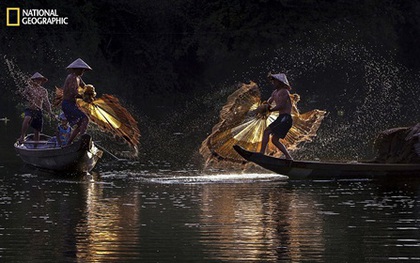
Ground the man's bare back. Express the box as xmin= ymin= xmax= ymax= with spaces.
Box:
xmin=61 ymin=60 xmax=91 ymax=145
xmin=23 ymin=83 xmax=51 ymax=111
xmin=63 ymin=73 xmax=83 ymax=101
xmin=260 ymin=72 xmax=293 ymax=160
xmin=268 ymin=88 xmax=292 ymax=115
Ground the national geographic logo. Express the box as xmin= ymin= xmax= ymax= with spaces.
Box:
xmin=6 ymin=7 xmax=20 ymax=26
xmin=6 ymin=8 xmax=69 ymax=26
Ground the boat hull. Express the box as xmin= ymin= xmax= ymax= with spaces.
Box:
xmin=15 ymin=134 xmax=103 ymax=173
xmin=233 ymin=145 xmax=420 ymax=180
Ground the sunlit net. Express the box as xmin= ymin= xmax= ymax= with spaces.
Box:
xmin=219 ymin=25 xmax=420 ymax=161
xmin=54 ymin=87 xmax=140 ymax=152
xmin=200 ymin=81 xmax=326 ymax=168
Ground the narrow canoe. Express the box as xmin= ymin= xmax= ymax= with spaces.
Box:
xmin=14 ymin=134 xmax=103 ymax=173
xmin=233 ymin=145 xmax=420 ymax=180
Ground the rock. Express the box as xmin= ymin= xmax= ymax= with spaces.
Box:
xmin=373 ymin=125 xmax=420 ymax=163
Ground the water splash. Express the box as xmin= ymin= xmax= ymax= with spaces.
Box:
xmin=3 ymin=56 xmax=30 ymax=101
xmin=140 ymin=173 xmax=287 ymax=184
xmin=199 ymin=81 xmax=326 ymax=168
xmin=222 ymin=27 xmax=420 ymax=161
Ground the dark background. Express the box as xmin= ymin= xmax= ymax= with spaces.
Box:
xmin=1 ymin=0 xmax=420 ymax=165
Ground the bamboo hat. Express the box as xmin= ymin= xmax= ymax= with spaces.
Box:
xmin=66 ymin=58 xmax=92 ymax=70
xmin=268 ymin=72 xmax=290 ymax=88
xmin=30 ymin=72 xmax=48 ymax=82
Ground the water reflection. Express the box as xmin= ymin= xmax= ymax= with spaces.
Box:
xmin=75 ymin=173 xmax=141 ymax=261
xmin=72 ymin=171 xmax=326 ymax=262
xmin=2 ymin=167 xmax=419 ymax=262
xmin=198 ymin=182 xmax=325 ymax=261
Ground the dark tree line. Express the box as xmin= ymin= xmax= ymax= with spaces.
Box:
xmin=1 ymin=0 xmax=420 ymax=106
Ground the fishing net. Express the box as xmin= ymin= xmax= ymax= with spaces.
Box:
xmin=54 ymin=86 xmax=140 ymax=150
xmin=200 ymin=81 xmax=326 ymax=168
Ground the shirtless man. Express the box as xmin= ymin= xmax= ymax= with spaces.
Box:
xmin=19 ymin=72 xmax=54 ymax=143
xmin=259 ymin=73 xmax=293 ymax=160
xmin=61 ymin=58 xmax=92 ymax=145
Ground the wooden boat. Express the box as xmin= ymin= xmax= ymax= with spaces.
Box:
xmin=14 ymin=133 xmax=103 ymax=173
xmin=233 ymin=145 xmax=420 ymax=180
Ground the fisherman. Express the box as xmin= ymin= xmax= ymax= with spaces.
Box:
xmin=259 ymin=73 xmax=293 ymax=160
xmin=61 ymin=58 xmax=92 ymax=145
xmin=18 ymin=72 xmax=54 ymax=143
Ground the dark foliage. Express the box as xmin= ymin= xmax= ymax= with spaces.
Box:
xmin=2 ymin=0 xmax=419 ymax=102
xmin=1 ymin=0 xmax=420 ymax=163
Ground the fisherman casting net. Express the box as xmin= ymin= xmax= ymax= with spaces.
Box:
xmin=200 ymin=81 xmax=326 ymax=168
xmin=54 ymin=86 xmax=140 ymax=153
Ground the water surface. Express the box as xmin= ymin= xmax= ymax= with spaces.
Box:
xmin=1 ymin=117 xmax=420 ymax=262
xmin=1 ymin=161 xmax=419 ymax=262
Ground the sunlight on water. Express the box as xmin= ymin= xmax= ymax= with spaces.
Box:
xmin=1 ymin=163 xmax=420 ymax=262
xmin=99 ymin=168 xmax=288 ymax=184
xmin=147 ymin=173 xmax=288 ymax=184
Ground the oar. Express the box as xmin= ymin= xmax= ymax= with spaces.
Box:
xmin=94 ymin=142 xmax=127 ymax=161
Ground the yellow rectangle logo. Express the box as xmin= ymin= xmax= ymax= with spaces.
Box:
xmin=7 ymin=7 xmax=20 ymax=26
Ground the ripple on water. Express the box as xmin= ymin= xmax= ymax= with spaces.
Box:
xmin=146 ymin=173 xmax=288 ymax=184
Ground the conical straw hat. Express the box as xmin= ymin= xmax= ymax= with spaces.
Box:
xmin=30 ymin=72 xmax=48 ymax=82
xmin=66 ymin=58 xmax=92 ymax=70
xmin=268 ymin=72 xmax=290 ymax=88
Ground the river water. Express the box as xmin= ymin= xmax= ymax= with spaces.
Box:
xmin=1 ymin=116 xmax=420 ymax=262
